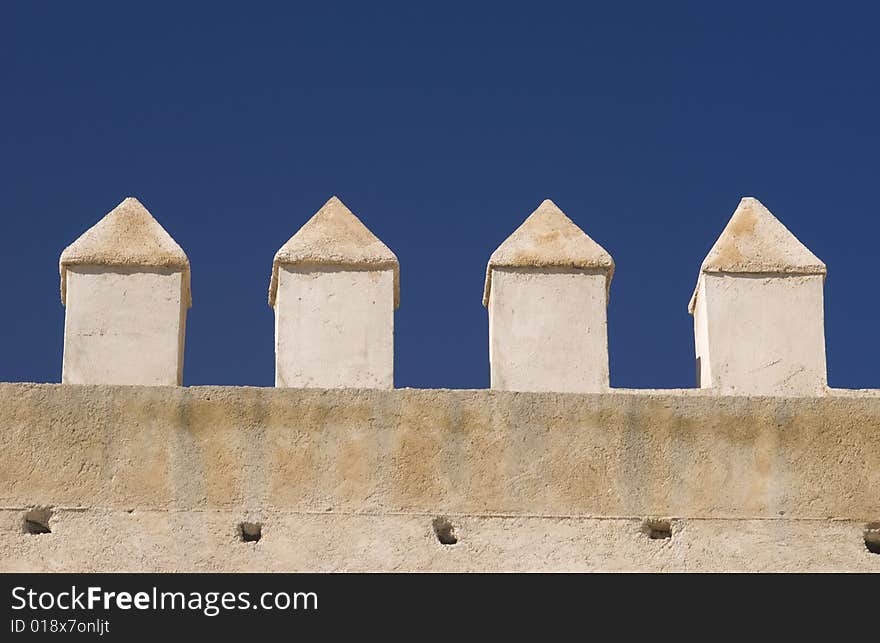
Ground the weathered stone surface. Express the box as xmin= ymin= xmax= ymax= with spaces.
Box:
xmin=60 ymin=198 xmax=190 ymax=386
xmin=274 ymin=267 xmax=394 ymax=388
xmin=485 ymin=200 xmax=613 ymax=393
xmin=488 ymin=268 xmax=609 ymax=392
xmin=2 ymin=511 xmax=877 ymax=572
xmin=60 ymin=197 xmax=191 ymax=307
xmin=688 ymin=196 xmax=824 ymax=313
xmin=1 ymin=383 xmax=878 ymax=571
xmin=692 ymin=274 xmax=827 ymax=395
xmin=62 ymin=268 xmax=188 ymax=386
xmin=270 ymin=197 xmax=397 ymax=389
xmin=483 ymin=199 xmax=614 ymax=306
xmin=269 ymin=196 xmax=399 ymax=308
xmin=690 ymin=198 xmax=828 ymax=395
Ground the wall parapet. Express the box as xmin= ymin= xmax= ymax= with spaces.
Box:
xmin=52 ymin=194 xmax=847 ymax=395
xmin=2 ymin=383 xmax=878 ymax=571
xmin=2 ymin=383 xmax=877 ymax=519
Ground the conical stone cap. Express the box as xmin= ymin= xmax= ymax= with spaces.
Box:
xmin=59 ymin=197 xmax=191 ymax=307
xmin=483 ymin=199 xmax=614 ymax=306
xmin=269 ymin=196 xmax=400 ymax=308
xmin=688 ymin=197 xmax=826 ymax=313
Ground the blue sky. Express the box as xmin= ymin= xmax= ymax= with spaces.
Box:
xmin=1 ymin=2 xmax=878 ymax=389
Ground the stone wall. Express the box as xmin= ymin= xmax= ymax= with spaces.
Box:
xmin=6 ymin=193 xmax=875 ymax=571
xmin=1 ymin=383 xmax=878 ymax=572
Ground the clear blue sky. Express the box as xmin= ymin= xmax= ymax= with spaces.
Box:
xmin=1 ymin=2 xmax=878 ymax=389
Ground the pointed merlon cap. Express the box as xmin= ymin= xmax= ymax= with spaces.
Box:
xmin=482 ymin=199 xmax=614 ymax=306
xmin=688 ymin=197 xmax=826 ymax=313
xmin=59 ymin=197 xmax=191 ymax=307
xmin=269 ymin=196 xmax=400 ymax=308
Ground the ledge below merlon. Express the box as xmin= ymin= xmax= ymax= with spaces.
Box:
xmin=2 ymin=510 xmax=878 ymax=572
xmin=1 ymin=382 xmax=878 ymax=524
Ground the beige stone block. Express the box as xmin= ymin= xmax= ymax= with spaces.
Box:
xmin=694 ymin=274 xmax=826 ymax=394
xmin=59 ymin=197 xmax=190 ymax=385
xmin=484 ymin=199 xmax=613 ymax=393
xmin=274 ymin=266 xmax=394 ymax=388
xmin=62 ymin=267 xmax=187 ymax=386
xmin=488 ymin=268 xmax=608 ymax=393
xmin=270 ymin=196 xmax=398 ymax=389
xmin=690 ymin=197 xmax=827 ymax=395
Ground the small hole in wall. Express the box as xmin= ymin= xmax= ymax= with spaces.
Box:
xmin=642 ymin=518 xmax=672 ymax=540
xmin=865 ymin=523 xmax=880 ymax=555
xmin=239 ymin=522 xmax=262 ymax=543
xmin=432 ymin=517 xmax=458 ymax=545
xmin=22 ymin=507 xmax=52 ymax=535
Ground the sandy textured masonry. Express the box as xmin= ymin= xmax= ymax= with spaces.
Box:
xmin=690 ymin=197 xmax=827 ymax=395
xmin=485 ymin=200 xmax=614 ymax=393
xmin=60 ymin=197 xmax=190 ymax=386
xmin=1 ymin=383 xmax=878 ymax=572
xmin=271 ymin=196 xmax=398 ymax=389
